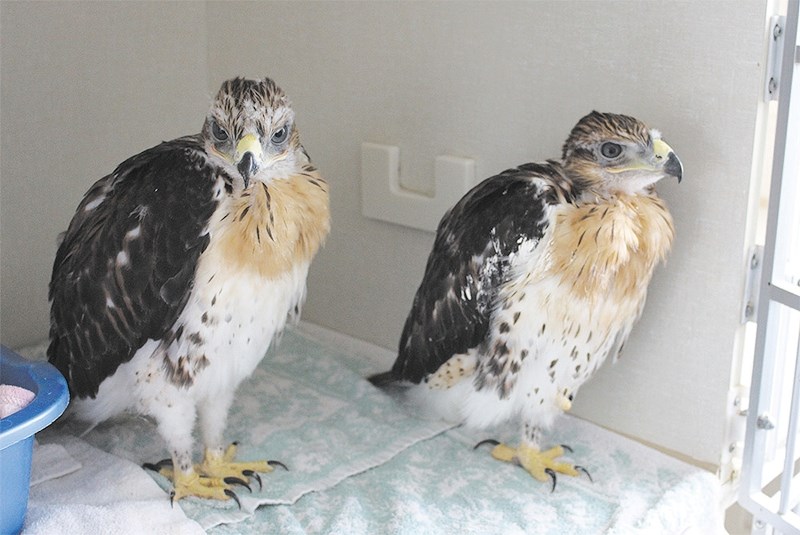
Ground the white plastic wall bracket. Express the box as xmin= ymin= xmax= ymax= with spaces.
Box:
xmin=361 ymin=142 xmax=476 ymax=233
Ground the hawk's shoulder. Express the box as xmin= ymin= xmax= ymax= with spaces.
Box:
xmin=390 ymin=161 xmax=577 ymax=384
xmin=48 ymin=135 xmax=225 ymax=397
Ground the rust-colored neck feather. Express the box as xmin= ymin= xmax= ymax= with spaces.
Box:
xmin=211 ymin=167 xmax=330 ymax=278
xmin=549 ymin=193 xmax=674 ymax=300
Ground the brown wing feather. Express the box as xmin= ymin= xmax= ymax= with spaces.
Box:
xmin=48 ymin=136 xmax=222 ymax=398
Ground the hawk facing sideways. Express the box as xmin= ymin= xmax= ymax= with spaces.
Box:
xmin=48 ymin=77 xmax=330 ymax=503
xmin=370 ymin=111 xmax=681 ymax=489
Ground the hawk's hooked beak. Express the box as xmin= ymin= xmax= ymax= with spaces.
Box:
xmin=653 ymin=138 xmax=683 ymax=183
xmin=235 ymin=134 xmax=263 ymax=188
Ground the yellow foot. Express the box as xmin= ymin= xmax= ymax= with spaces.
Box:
xmin=142 ymin=461 xmax=244 ymax=506
xmin=474 ymin=440 xmax=592 ymax=491
xmin=199 ymin=442 xmax=288 ymax=492
xmin=172 ymin=470 xmax=239 ymax=505
xmin=142 ymin=443 xmax=286 ymax=507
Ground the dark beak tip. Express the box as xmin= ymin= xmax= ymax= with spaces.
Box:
xmin=237 ymin=152 xmax=258 ymax=188
xmin=664 ymin=152 xmax=683 ymax=183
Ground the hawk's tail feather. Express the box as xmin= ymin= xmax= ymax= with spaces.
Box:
xmin=367 ymin=370 xmax=398 ymax=388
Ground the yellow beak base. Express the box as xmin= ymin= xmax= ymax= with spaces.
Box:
xmin=235 ymin=134 xmax=262 ymax=163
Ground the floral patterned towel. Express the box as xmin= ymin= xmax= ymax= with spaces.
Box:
xmin=29 ymin=324 xmax=723 ymax=533
xmin=209 ymin=412 xmax=723 ymax=535
xmin=35 ymin=326 xmax=453 ymax=530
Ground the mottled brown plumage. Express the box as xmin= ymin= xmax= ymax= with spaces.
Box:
xmin=371 ymin=111 xmax=681 ymax=488
xmin=48 ymin=77 xmax=329 ymax=503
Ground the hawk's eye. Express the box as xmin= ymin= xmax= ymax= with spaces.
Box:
xmin=271 ymin=127 xmax=289 ymax=145
xmin=211 ymin=121 xmax=229 ymax=143
xmin=600 ymin=142 xmax=622 ymax=159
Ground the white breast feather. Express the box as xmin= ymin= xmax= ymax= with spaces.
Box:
xmin=411 ymin=201 xmax=654 ymax=431
xmin=72 ymin=255 xmax=310 ymax=426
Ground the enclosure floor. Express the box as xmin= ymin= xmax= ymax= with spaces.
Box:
xmin=22 ymin=322 xmax=723 ymax=534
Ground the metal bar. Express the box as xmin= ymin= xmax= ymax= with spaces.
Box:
xmin=744 ymin=491 xmax=800 ymax=534
xmin=768 ymin=282 xmax=800 ymax=310
xmin=778 ymin=330 xmax=800 ymax=514
xmin=741 ymin=0 xmax=800 ymax=512
xmin=781 ymin=468 xmax=800 ymax=512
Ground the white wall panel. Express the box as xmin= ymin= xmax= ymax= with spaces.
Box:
xmin=0 ymin=1 xmax=210 ymax=347
xmin=205 ymin=1 xmax=766 ymax=464
xmin=0 ymin=1 xmax=768 ymax=465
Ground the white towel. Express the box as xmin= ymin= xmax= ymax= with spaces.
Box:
xmin=24 ymin=435 xmax=204 ymax=535
xmin=29 ymin=441 xmax=82 ymax=486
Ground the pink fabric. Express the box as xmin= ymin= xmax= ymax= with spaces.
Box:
xmin=0 ymin=384 xmax=35 ymax=418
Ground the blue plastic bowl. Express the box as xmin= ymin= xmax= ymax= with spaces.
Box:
xmin=0 ymin=345 xmax=69 ymax=535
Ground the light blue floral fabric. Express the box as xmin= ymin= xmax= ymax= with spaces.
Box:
xmin=209 ymin=413 xmax=722 ymax=535
xmin=38 ymin=329 xmax=453 ymax=529
xmin=31 ymin=327 xmax=722 ymax=533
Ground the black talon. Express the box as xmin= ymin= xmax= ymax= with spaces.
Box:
xmin=473 ymin=439 xmax=501 ymax=450
xmin=268 ymin=460 xmax=289 ymax=471
xmin=224 ymin=489 xmax=242 ymax=510
xmin=575 ymin=465 xmax=593 ymax=483
xmin=143 ymin=458 xmax=173 ymax=472
xmin=169 ymin=490 xmax=176 ymax=507
xmin=244 ymin=470 xmax=263 ymax=490
xmin=560 ymin=444 xmax=574 ymax=454
xmin=545 ymin=468 xmax=557 ymax=492
xmin=224 ymin=477 xmax=251 ymax=492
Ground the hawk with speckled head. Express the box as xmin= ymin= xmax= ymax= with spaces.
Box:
xmin=370 ymin=111 xmax=681 ymax=489
xmin=48 ymin=77 xmax=330 ymax=504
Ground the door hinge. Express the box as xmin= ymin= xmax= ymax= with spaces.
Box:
xmin=721 ymin=385 xmax=749 ymax=489
xmin=765 ymin=15 xmax=787 ymax=101
xmin=742 ymin=245 xmax=764 ymax=323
